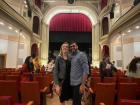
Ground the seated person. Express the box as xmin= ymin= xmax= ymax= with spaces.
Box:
xmin=33 ymin=56 xmax=41 ymax=73
xmin=99 ymin=57 xmax=117 ymax=80
xmin=46 ymin=59 xmax=55 ymax=72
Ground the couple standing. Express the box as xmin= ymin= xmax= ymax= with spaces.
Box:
xmin=53 ymin=41 xmax=89 ymax=105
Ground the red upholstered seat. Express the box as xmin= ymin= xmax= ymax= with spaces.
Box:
xmin=0 ymin=96 xmax=14 ymax=105
xmin=20 ymin=81 xmax=40 ymax=105
xmin=0 ymin=80 xmax=19 ymax=102
xmin=0 ymin=74 xmax=5 ymax=80
xmin=95 ymin=83 xmax=116 ymax=105
xmin=134 ymin=78 xmax=140 ymax=98
xmin=118 ymin=83 xmax=137 ymax=100
xmin=118 ymin=77 xmax=134 ymax=83
xmin=119 ymin=99 xmax=140 ymax=105
xmin=90 ymin=77 xmax=101 ymax=93
xmin=0 ymin=96 xmax=29 ymax=105
xmin=103 ymin=77 xmax=116 ymax=83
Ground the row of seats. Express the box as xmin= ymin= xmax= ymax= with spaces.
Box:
xmin=90 ymin=77 xmax=140 ymax=105
xmin=0 ymin=71 xmax=53 ymax=105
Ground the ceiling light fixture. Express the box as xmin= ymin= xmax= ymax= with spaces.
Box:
xmin=127 ymin=29 xmax=131 ymax=33
xmin=25 ymin=5 xmax=28 ymax=8
xmin=122 ymin=33 xmax=126 ymax=36
xmin=135 ymin=25 xmax=140 ymax=29
xmin=0 ymin=22 xmax=5 ymax=26
xmin=8 ymin=26 xmax=12 ymax=30
xmin=15 ymin=30 xmax=18 ymax=33
xmin=24 ymin=1 xmax=27 ymax=4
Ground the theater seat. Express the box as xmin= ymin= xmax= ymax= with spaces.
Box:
xmin=0 ymin=96 xmax=33 ymax=105
xmin=118 ymin=83 xmax=137 ymax=100
xmin=119 ymin=99 xmax=140 ymax=105
xmin=0 ymin=80 xmax=19 ymax=102
xmin=0 ymin=96 xmax=14 ymax=105
xmin=95 ymin=83 xmax=116 ymax=105
xmin=20 ymin=81 xmax=40 ymax=105
xmin=103 ymin=77 xmax=116 ymax=83
xmin=90 ymin=77 xmax=101 ymax=93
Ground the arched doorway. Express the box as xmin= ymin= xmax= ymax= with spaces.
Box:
xmin=31 ymin=43 xmax=38 ymax=57
xmin=102 ymin=45 xmax=109 ymax=58
xmin=33 ymin=16 xmax=39 ymax=35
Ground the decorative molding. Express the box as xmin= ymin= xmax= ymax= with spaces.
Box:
xmin=99 ymin=34 xmax=109 ymax=45
xmin=109 ymin=3 xmax=140 ymax=37
xmin=33 ymin=33 xmax=42 ymax=43
xmin=0 ymin=34 xmax=18 ymax=42
xmin=0 ymin=0 xmax=32 ymax=35
xmin=32 ymin=3 xmax=43 ymax=18
xmin=99 ymin=0 xmax=112 ymax=18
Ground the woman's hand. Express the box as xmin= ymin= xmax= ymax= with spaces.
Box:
xmin=80 ymin=84 xmax=85 ymax=94
xmin=55 ymin=85 xmax=61 ymax=96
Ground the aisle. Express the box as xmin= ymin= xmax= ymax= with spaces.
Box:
xmin=46 ymin=93 xmax=84 ymax=105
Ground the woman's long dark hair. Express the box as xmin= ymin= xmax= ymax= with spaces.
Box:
xmin=129 ymin=57 xmax=140 ymax=73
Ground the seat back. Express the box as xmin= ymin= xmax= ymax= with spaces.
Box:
xmin=118 ymin=77 xmax=134 ymax=83
xmin=120 ymin=99 xmax=140 ymax=105
xmin=20 ymin=81 xmax=40 ymax=105
xmin=118 ymin=83 xmax=137 ymax=100
xmin=103 ymin=77 xmax=116 ymax=83
xmin=95 ymin=83 xmax=116 ymax=105
xmin=90 ymin=77 xmax=101 ymax=92
xmin=0 ymin=74 xmax=5 ymax=80
xmin=0 ymin=96 xmax=14 ymax=105
xmin=0 ymin=80 xmax=18 ymax=102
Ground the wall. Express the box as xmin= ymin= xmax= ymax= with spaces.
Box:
xmin=6 ymin=40 xmax=18 ymax=68
xmin=112 ymin=44 xmax=122 ymax=68
xmin=123 ymin=43 xmax=134 ymax=70
xmin=17 ymin=35 xmax=30 ymax=68
xmin=112 ymin=41 xmax=140 ymax=70
xmin=0 ymin=35 xmax=30 ymax=68
xmin=134 ymin=42 xmax=140 ymax=56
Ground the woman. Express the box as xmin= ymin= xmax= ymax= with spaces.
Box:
xmin=33 ymin=56 xmax=41 ymax=73
xmin=53 ymin=42 xmax=72 ymax=105
xmin=46 ymin=59 xmax=55 ymax=72
xmin=127 ymin=57 xmax=140 ymax=78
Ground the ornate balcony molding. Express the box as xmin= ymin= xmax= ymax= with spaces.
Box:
xmin=109 ymin=3 xmax=140 ymax=37
xmin=99 ymin=34 xmax=109 ymax=45
xmin=32 ymin=3 xmax=43 ymax=18
xmin=0 ymin=0 xmax=32 ymax=34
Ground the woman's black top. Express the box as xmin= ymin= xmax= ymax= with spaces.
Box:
xmin=59 ymin=59 xmax=72 ymax=102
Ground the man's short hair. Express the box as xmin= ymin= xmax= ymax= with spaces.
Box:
xmin=70 ymin=41 xmax=78 ymax=45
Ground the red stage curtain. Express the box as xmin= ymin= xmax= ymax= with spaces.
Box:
xmin=50 ymin=13 xmax=92 ymax=32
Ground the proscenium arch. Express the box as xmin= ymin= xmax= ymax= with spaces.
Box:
xmin=41 ymin=6 xmax=99 ymax=67
xmin=43 ymin=6 xmax=98 ymax=26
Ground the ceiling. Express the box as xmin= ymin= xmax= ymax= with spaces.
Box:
xmin=0 ymin=19 xmax=18 ymax=36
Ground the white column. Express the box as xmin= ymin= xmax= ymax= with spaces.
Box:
xmin=16 ymin=29 xmax=22 ymax=68
xmin=92 ymin=23 xmax=100 ymax=67
xmin=40 ymin=23 xmax=49 ymax=65
xmin=121 ymin=34 xmax=124 ymax=70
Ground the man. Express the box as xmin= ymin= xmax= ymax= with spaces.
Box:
xmin=70 ymin=42 xmax=89 ymax=105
